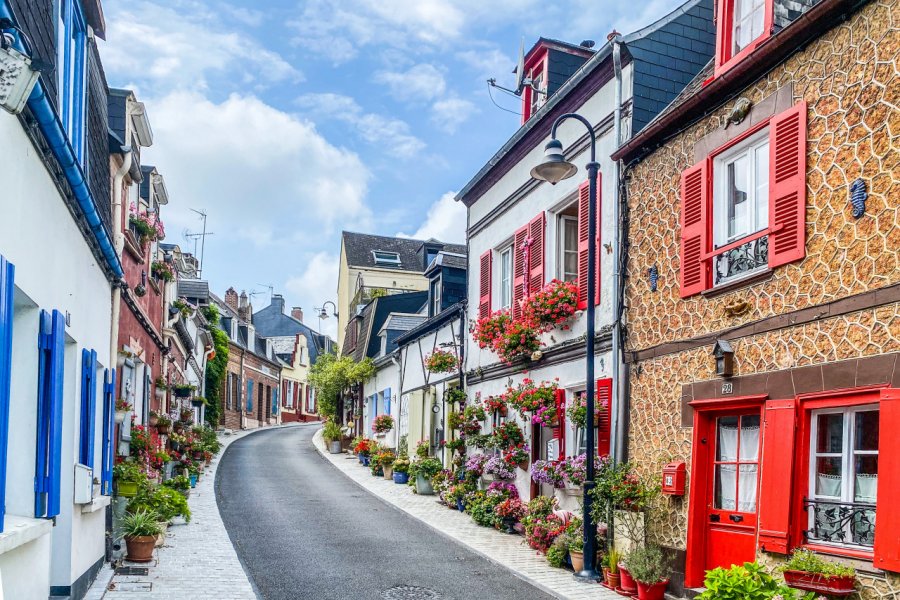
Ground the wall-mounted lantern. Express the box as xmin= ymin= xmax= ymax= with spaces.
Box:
xmin=712 ymin=339 xmax=734 ymax=378
xmin=0 ymin=36 xmax=40 ymax=115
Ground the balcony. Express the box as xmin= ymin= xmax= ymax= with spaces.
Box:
xmin=804 ymin=497 xmax=876 ymax=549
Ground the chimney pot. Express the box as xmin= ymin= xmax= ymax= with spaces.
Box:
xmin=225 ymin=287 xmax=239 ymax=311
xmin=291 ymin=307 xmax=304 ymax=323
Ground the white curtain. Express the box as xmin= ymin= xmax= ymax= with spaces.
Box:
xmin=717 ymin=464 xmax=737 ymax=510
xmin=816 ymin=473 xmax=842 ymax=497
xmin=855 ymin=473 xmax=877 ymax=503
xmin=738 ymin=465 xmax=758 ymax=512
xmin=718 ymin=424 xmax=739 ymax=461
xmin=740 ymin=425 xmax=760 ymax=461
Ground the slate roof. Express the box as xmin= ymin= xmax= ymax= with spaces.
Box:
xmin=252 ymin=295 xmax=334 ymax=365
xmin=379 ymin=313 xmax=427 ymax=335
xmin=425 ymin=251 xmax=468 ymax=275
xmin=209 ymin=292 xmax=281 ymax=365
xmin=394 ymin=302 xmax=466 ymax=347
xmin=177 ymin=279 xmax=209 ymax=305
xmin=342 ymin=291 xmax=428 ymax=360
xmin=107 ymin=88 xmax=129 ymax=146
xmin=342 ymin=231 xmax=465 ymax=272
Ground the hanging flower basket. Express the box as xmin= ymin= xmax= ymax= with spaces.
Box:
xmin=522 ymin=279 xmax=579 ymax=332
xmin=424 ymin=349 xmax=458 ymax=373
xmin=372 ymin=414 xmax=394 ymax=434
xmin=782 ymin=571 xmax=856 ymax=596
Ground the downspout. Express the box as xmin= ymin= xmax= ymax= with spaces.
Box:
xmin=0 ymin=3 xmax=123 ymax=280
xmin=610 ymin=35 xmax=627 ymax=464
xmin=239 ymin=347 xmax=246 ymax=430
xmin=109 ymin=150 xmax=132 ymax=364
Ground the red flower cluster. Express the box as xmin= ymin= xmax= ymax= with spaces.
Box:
xmin=471 ymin=310 xmax=511 ymax=349
xmin=490 ymin=421 xmax=525 ymax=451
xmin=522 ymin=279 xmax=579 ymax=331
xmin=504 ymin=378 xmax=558 ymax=417
xmin=482 ymin=395 xmax=507 ymax=414
xmin=354 ymin=438 xmax=374 ymax=455
xmin=424 ymin=349 xmax=458 ymax=373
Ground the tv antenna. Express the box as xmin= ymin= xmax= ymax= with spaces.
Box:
xmin=256 ymin=283 xmax=275 ymax=302
xmin=183 ymin=208 xmax=213 ymax=278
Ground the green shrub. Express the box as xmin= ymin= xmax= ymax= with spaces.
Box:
xmin=697 ymin=562 xmax=815 ymax=600
xmin=162 ymin=475 xmax=191 ymax=491
xmin=782 ymin=548 xmax=855 ymax=577
xmin=415 ymin=457 xmax=443 ymax=479
xmin=322 ymin=421 xmax=343 ymax=442
xmin=546 ymin=537 xmax=568 ymax=568
xmin=122 ymin=509 xmax=163 ymax=538
xmin=128 ymin=486 xmax=191 ymax=523
xmin=625 ymin=545 xmax=668 ymax=584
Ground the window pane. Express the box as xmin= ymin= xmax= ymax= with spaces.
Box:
xmin=726 ymin=155 xmax=750 ymax=240
xmin=738 ymin=464 xmax=758 ymax=512
xmin=816 ymin=413 xmax=844 ymax=453
xmin=717 ymin=416 xmax=739 ymax=461
xmin=815 ymin=457 xmax=843 ymax=497
xmin=714 ymin=464 xmax=737 ymax=510
xmin=854 ymin=410 xmax=879 ymax=451
xmin=854 ymin=456 xmax=878 ymax=502
xmin=754 ymin=142 xmax=769 ymax=228
xmin=739 ymin=414 xmax=760 ymax=461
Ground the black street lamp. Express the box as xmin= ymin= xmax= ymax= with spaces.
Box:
xmin=531 ymin=112 xmax=601 ymax=581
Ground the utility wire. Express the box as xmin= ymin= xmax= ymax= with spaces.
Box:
xmin=486 ymin=82 xmax=522 ymax=116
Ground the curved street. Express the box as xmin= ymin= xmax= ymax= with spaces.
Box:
xmin=215 ymin=424 xmax=554 ymax=600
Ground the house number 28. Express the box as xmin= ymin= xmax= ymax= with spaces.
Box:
xmin=721 ymin=382 xmax=734 ymax=394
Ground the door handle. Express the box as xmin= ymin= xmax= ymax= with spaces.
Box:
xmin=709 ymin=514 xmax=720 ymax=522
xmin=729 ymin=514 xmax=744 ymax=523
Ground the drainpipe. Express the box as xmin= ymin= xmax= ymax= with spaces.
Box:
xmin=0 ymin=2 xmax=123 ymax=280
xmin=610 ymin=34 xmax=627 ymax=464
xmin=109 ymin=150 xmax=132 ymax=363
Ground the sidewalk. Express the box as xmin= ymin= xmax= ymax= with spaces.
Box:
xmin=312 ymin=430 xmax=620 ymax=600
xmin=86 ymin=427 xmax=265 ymax=600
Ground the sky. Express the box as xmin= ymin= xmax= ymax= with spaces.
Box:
xmin=100 ymin=0 xmax=684 ymax=339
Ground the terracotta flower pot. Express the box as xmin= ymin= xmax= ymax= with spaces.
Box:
xmin=518 ymin=460 xmax=529 ymax=470
xmin=149 ymin=414 xmax=159 ymax=427
xmin=570 ymin=549 xmax=584 ymax=572
xmin=157 ymin=423 xmax=169 ymax=435
xmin=606 ymin=571 xmax=620 ymax=589
xmin=601 ymin=567 xmax=610 ymax=583
xmin=637 ymin=579 xmax=669 ymax=600
xmin=782 ymin=570 xmax=856 ymax=595
xmin=498 ymin=405 xmax=508 ymax=417
xmin=619 ymin=564 xmax=637 ymax=593
xmin=125 ymin=535 xmax=156 ymax=562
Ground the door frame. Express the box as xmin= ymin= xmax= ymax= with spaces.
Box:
xmin=685 ymin=394 xmax=767 ymax=588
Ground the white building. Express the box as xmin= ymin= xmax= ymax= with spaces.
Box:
xmin=0 ymin=0 xmax=123 ymax=597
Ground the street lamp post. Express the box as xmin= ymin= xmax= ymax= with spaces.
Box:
xmin=531 ymin=112 xmax=601 ymax=581
xmin=314 ymin=300 xmax=338 ymax=335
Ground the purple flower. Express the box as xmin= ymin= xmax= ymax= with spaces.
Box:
xmin=484 ymin=455 xmax=516 ymax=479
xmin=487 ymin=480 xmax=519 ymax=498
xmin=465 ymin=453 xmax=489 ymax=475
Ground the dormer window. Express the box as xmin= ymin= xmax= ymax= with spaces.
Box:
xmin=714 ymin=0 xmax=773 ymax=76
xmin=373 ymin=251 xmax=401 ymax=266
xmin=522 ymin=59 xmax=547 ymax=123
xmin=59 ymin=0 xmax=88 ymax=164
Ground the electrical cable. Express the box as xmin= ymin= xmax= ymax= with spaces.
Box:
xmin=486 ymin=82 xmax=521 ymax=116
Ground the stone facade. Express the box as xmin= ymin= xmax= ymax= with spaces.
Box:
xmin=622 ymin=1 xmax=899 ymax=597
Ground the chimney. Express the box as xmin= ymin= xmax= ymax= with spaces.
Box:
xmin=238 ymin=291 xmax=251 ymax=321
xmin=272 ymin=294 xmax=285 ymax=313
xmin=225 ymin=287 xmax=238 ymax=312
xmin=291 ymin=307 xmax=303 ymax=323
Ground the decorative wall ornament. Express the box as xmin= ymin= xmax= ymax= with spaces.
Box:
xmin=723 ymin=299 xmax=752 ymax=317
xmin=724 ymin=97 xmax=753 ymax=128
xmin=648 ymin=265 xmax=659 ymax=292
xmin=849 ymin=178 xmax=867 ymax=218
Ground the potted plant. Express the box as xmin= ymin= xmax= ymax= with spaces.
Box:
xmin=392 ymin=456 xmax=411 ymax=484
xmin=113 ymin=462 xmax=145 ymax=497
xmin=780 ymin=549 xmax=857 ymax=595
xmin=494 ymin=497 xmax=525 ymax=534
xmin=162 ymin=475 xmax=191 ymax=498
xmin=187 ymin=464 xmax=199 ymax=488
xmin=179 ymin=407 xmax=194 ymax=422
xmin=372 ymin=414 xmax=394 ymax=436
xmin=172 ymin=383 xmax=193 ymax=398
xmin=604 ymin=548 xmax=621 ymax=589
xmin=121 ymin=509 xmax=162 ymax=562
xmin=568 ymin=531 xmax=585 ymax=572
xmin=503 ymin=443 xmax=530 ymax=470
xmin=618 ymin=550 xmax=638 ymax=595
xmin=424 ymin=349 xmax=458 ymax=373
xmin=156 ymin=413 xmax=171 ymax=435
xmin=154 ymin=376 xmax=168 ymax=399
xmin=354 ymin=438 xmax=373 ymax=466
xmin=115 ymin=398 xmax=132 ymax=424
xmin=414 ymin=457 xmax=442 ymax=495
xmin=698 ymin=562 xmax=809 ymax=600
xmin=323 ymin=421 xmax=343 ymax=454
xmin=626 ymin=545 xmax=669 ymax=600
xmin=148 ymin=410 xmax=160 ymax=427
xmin=376 ymin=450 xmax=396 ymax=480
xmin=482 ymin=395 xmax=508 ymax=417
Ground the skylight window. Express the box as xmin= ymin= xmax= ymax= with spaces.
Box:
xmin=373 ymin=251 xmax=401 ymax=266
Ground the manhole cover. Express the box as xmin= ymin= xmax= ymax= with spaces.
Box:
xmin=116 ymin=567 xmax=149 ymax=576
xmin=381 ymin=586 xmax=442 ymax=600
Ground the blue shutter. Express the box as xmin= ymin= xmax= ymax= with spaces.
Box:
xmin=385 ymin=388 xmax=391 ymax=416
xmin=35 ymin=309 xmax=65 ymax=518
xmin=79 ymin=348 xmax=97 ymax=466
xmin=100 ymin=368 xmax=115 ymax=495
xmin=0 ymin=257 xmax=15 ymax=532
xmin=246 ymin=379 xmax=253 ymax=412
xmin=272 ymin=387 xmax=278 ymax=415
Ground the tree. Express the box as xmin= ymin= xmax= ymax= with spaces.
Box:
xmin=308 ymin=353 xmax=375 ymax=421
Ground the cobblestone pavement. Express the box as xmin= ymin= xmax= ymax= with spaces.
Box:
xmin=312 ymin=430 xmax=620 ymax=600
xmin=85 ymin=427 xmax=266 ymax=600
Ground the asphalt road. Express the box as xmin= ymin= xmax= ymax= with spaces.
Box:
xmin=216 ymin=424 xmax=554 ymax=600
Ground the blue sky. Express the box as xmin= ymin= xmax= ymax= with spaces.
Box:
xmin=100 ymin=0 xmax=683 ymax=338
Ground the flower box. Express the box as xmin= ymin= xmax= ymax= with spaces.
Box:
xmin=782 ymin=570 xmax=856 ymax=596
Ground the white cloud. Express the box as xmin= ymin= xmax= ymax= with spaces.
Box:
xmin=142 ymin=91 xmax=371 ymax=293
xmin=397 ymin=192 xmax=467 ymax=244
xmin=456 ymin=47 xmax=516 ymax=82
xmin=431 ymin=97 xmax=479 ymax=133
xmin=222 ymin=5 xmax=265 ymax=27
xmin=374 ymin=64 xmax=446 ymax=103
xmin=284 ymin=252 xmax=341 ymax=340
xmin=102 ymin=1 xmax=300 ymax=92
xmin=297 ymin=93 xmax=425 ymax=158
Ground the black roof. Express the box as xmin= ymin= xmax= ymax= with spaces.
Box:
xmin=394 ymin=302 xmax=465 ymax=347
xmin=252 ymin=295 xmax=332 ymax=365
xmin=341 ymin=291 xmax=428 ymax=360
xmin=342 ymin=231 xmax=465 ymax=272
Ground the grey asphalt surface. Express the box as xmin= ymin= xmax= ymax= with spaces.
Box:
xmin=216 ymin=424 xmax=554 ymax=600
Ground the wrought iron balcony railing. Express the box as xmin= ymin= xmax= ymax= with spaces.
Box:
xmin=803 ymin=497 xmax=876 ymax=548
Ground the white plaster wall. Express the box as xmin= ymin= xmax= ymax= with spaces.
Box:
xmin=0 ymin=113 xmax=113 ymax=591
xmin=363 ymin=358 xmax=401 ymax=447
xmin=0 ymin=529 xmax=51 ymax=600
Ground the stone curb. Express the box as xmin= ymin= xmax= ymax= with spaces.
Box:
xmin=312 ymin=428 xmax=620 ymax=600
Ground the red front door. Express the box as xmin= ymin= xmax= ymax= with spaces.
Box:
xmin=704 ymin=412 xmax=761 ymax=572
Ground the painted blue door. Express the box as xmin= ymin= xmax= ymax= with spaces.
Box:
xmin=100 ymin=368 xmax=116 ymax=495
xmin=246 ymin=379 xmax=254 ymax=412
xmin=0 ymin=256 xmax=15 ymax=531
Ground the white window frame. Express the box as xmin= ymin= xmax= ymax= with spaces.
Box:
xmin=58 ymin=0 xmax=88 ymax=164
xmin=557 ymin=213 xmax=578 ymax=284
xmin=498 ymin=245 xmax=513 ymax=310
xmin=808 ymin=404 xmax=879 ymax=549
xmin=713 ymin=128 xmax=769 ymax=248
xmin=732 ymin=0 xmax=766 ymax=55
xmin=372 ymin=251 xmax=401 ymax=266
xmin=529 ymin=67 xmax=545 ymax=116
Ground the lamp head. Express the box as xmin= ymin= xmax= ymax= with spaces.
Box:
xmin=530 ymin=138 xmax=577 ymax=184
xmin=319 ymin=308 xmax=329 ymax=320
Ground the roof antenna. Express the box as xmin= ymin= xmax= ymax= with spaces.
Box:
xmin=487 ymin=37 xmax=528 ymax=97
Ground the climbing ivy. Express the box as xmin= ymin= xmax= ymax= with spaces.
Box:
xmin=202 ymin=304 xmax=229 ymax=427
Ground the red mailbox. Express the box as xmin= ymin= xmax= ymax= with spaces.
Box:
xmin=662 ymin=461 xmax=686 ymax=496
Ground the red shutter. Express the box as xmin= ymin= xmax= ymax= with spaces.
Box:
xmin=528 ymin=212 xmax=546 ymax=296
xmin=554 ymin=388 xmax=566 ymax=460
xmin=768 ymin=101 xmax=807 ymax=268
xmin=757 ymin=399 xmax=797 ymax=554
xmin=512 ymin=225 xmax=528 ymax=320
xmin=596 ymin=378 xmax=612 ymax=457
xmin=576 ymin=179 xmax=602 ymax=309
xmin=478 ymin=250 xmax=492 ymax=319
xmin=679 ymin=160 xmax=711 ymax=297
xmin=874 ymin=388 xmax=900 ymax=571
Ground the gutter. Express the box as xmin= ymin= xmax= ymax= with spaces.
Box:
xmin=612 ymin=0 xmax=860 ymax=162
xmin=0 ymin=1 xmax=123 ymax=280
xmin=610 ymin=35 xmax=627 ymax=465
xmin=109 ymin=149 xmax=132 ymax=363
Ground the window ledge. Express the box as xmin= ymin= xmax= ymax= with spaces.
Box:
xmin=80 ymin=495 xmax=111 ymax=514
xmin=702 ymin=269 xmax=773 ymax=299
xmin=0 ymin=515 xmax=53 ymax=557
xmin=123 ymin=230 xmax=145 ymax=262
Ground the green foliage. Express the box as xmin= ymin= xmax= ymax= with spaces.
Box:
xmin=464 ymin=491 xmax=503 ymax=528
xmin=202 ymin=304 xmax=229 ymax=427
xmin=113 ymin=461 xmax=147 ymax=484
xmin=414 ymin=457 xmax=443 ymax=479
xmin=782 ymin=548 xmax=855 ymax=577
xmin=162 ymin=475 xmax=190 ymax=491
xmin=625 ymin=545 xmax=668 ymax=584
xmin=392 ymin=456 xmax=411 ymax=474
xmin=322 ymin=421 xmax=343 ymax=442
xmin=308 ymin=353 xmax=376 ymax=420
xmin=122 ymin=509 xmax=163 ymax=538
xmin=128 ymin=485 xmax=191 ymax=523
xmin=546 ymin=537 xmax=568 ymax=568
xmin=697 ymin=563 xmax=815 ymax=600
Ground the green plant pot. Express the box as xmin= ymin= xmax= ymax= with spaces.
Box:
xmin=416 ymin=473 xmax=434 ymax=495
xmin=116 ymin=481 xmax=139 ymax=497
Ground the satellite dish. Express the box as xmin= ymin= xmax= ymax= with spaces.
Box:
xmin=514 ymin=38 xmax=525 ymax=95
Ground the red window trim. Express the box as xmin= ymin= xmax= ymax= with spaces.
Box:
xmin=522 ymin=49 xmax=549 ymax=123
xmin=790 ymin=387 xmax=885 ymax=562
xmin=713 ymin=0 xmax=775 ymax=78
